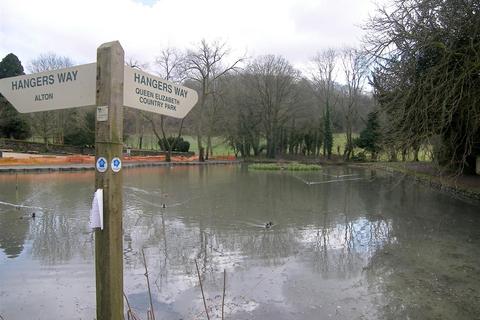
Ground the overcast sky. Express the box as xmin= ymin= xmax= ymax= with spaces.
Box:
xmin=0 ymin=0 xmax=383 ymax=73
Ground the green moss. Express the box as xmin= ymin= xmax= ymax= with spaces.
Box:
xmin=249 ymin=162 xmax=322 ymax=171
xmin=249 ymin=163 xmax=281 ymax=170
xmin=286 ymin=163 xmax=322 ymax=171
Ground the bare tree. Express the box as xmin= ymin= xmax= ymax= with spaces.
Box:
xmin=245 ymin=55 xmax=300 ymax=158
xmin=126 ymin=56 xmax=149 ymax=71
xmin=124 ymin=58 xmax=150 ymax=151
xmin=28 ymin=53 xmax=73 ymax=147
xmin=184 ymin=39 xmax=243 ymax=161
xmin=215 ymin=74 xmax=263 ymax=157
xmin=340 ymin=47 xmax=368 ymax=160
xmin=365 ymin=0 xmax=480 ymax=172
xmin=311 ymin=49 xmax=338 ymax=159
xmin=29 ymin=53 xmax=73 ymax=74
xmin=125 ymin=55 xmax=186 ymax=161
xmin=143 ymin=48 xmax=188 ymax=162
xmin=154 ymin=48 xmax=186 ymax=83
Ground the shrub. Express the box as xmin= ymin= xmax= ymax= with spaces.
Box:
xmin=351 ymin=152 xmax=367 ymax=162
xmin=158 ymin=137 xmax=190 ymax=153
xmin=176 ymin=140 xmax=190 ymax=152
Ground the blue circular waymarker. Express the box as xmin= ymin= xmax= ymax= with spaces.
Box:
xmin=111 ymin=157 xmax=122 ymax=173
xmin=96 ymin=157 xmax=108 ymax=173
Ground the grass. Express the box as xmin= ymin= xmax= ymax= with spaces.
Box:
xmin=125 ymin=132 xmax=362 ymax=159
xmin=183 ymin=136 xmax=234 ymax=155
xmin=125 ymin=132 xmax=433 ymax=161
xmin=249 ymin=163 xmax=279 ymax=170
xmin=249 ymin=162 xmax=322 ymax=171
xmin=286 ymin=163 xmax=322 ymax=171
xmin=125 ymin=134 xmax=234 ymax=155
xmin=125 ymin=133 xmax=353 ymax=157
xmin=332 ymin=133 xmax=354 ymax=155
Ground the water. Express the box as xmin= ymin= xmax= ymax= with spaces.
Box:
xmin=0 ymin=165 xmax=479 ymax=319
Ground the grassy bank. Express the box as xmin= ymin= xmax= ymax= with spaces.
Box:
xmin=358 ymin=161 xmax=480 ymax=202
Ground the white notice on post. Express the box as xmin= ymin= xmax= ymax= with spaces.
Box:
xmin=123 ymin=67 xmax=198 ymax=119
xmin=97 ymin=106 xmax=108 ymax=122
xmin=0 ymin=63 xmax=97 ymax=113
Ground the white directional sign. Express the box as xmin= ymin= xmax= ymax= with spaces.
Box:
xmin=0 ymin=63 xmax=97 ymax=113
xmin=124 ymin=67 xmax=198 ymax=118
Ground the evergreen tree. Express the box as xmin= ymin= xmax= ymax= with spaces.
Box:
xmin=323 ymin=105 xmax=333 ymax=159
xmin=356 ymin=111 xmax=381 ymax=160
xmin=366 ymin=0 xmax=480 ymax=172
xmin=0 ymin=53 xmax=31 ymax=140
xmin=0 ymin=53 xmax=24 ymax=77
xmin=64 ymin=109 xmax=95 ymax=146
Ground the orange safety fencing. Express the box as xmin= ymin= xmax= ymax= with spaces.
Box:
xmin=0 ymin=154 xmax=237 ymax=166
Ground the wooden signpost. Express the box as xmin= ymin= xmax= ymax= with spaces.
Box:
xmin=94 ymin=41 xmax=125 ymax=320
xmin=0 ymin=41 xmax=198 ymax=320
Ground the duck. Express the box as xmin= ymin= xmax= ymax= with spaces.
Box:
xmin=265 ymin=221 xmax=273 ymax=228
xmin=19 ymin=212 xmax=36 ymax=220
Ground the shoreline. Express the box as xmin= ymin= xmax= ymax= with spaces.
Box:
xmin=2 ymin=157 xmax=478 ymax=203
xmin=0 ymin=159 xmax=242 ymax=173
xmin=246 ymin=158 xmax=480 ymax=202
xmin=353 ymin=162 xmax=480 ymax=203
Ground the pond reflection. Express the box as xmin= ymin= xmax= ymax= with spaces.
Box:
xmin=0 ymin=166 xmax=479 ymax=319
xmin=0 ymin=208 xmax=30 ymax=258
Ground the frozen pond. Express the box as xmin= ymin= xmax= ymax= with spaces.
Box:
xmin=0 ymin=165 xmax=479 ymax=319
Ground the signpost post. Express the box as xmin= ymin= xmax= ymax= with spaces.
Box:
xmin=0 ymin=40 xmax=198 ymax=320
xmin=94 ymin=41 xmax=125 ymax=320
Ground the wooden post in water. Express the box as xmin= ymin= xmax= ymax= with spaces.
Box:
xmin=95 ymin=41 xmax=124 ymax=319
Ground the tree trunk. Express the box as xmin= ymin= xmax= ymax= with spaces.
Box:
xmin=252 ymin=134 xmax=260 ymax=156
xmin=165 ymin=149 xmax=171 ymax=162
xmin=244 ymin=140 xmax=251 ymax=157
xmin=43 ymin=135 xmax=49 ymax=150
xmin=266 ymin=131 xmax=275 ymax=159
xmin=56 ymin=111 xmax=65 ymax=145
xmin=206 ymin=135 xmax=212 ymax=160
xmin=413 ymin=145 xmax=420 ymax=162
xmin=390 ymin=148 xmax=398 ymax=161
xmin=314 ymin=132 xmax=321 ymax=157
xmin=344 ymin=124 xmax=353 ymax=161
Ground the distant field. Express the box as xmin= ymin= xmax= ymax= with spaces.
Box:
xmin=94 ymin=132 xmax=432 ymax=160
xmin=380 ymin=144 xmax=433 ymax=162
xmin=333 ymin=133 xmax=432 ymax=161
xmin=332 ymin=133 xmax=358 ymax=155
xmin=125 ymin=133 xmax=355 ymax=156
xmin=125 ymin=134 xmax=234 ymax=155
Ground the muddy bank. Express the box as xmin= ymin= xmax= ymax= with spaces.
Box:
xmin=354 ymin=162 xmax=480 ymax=203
